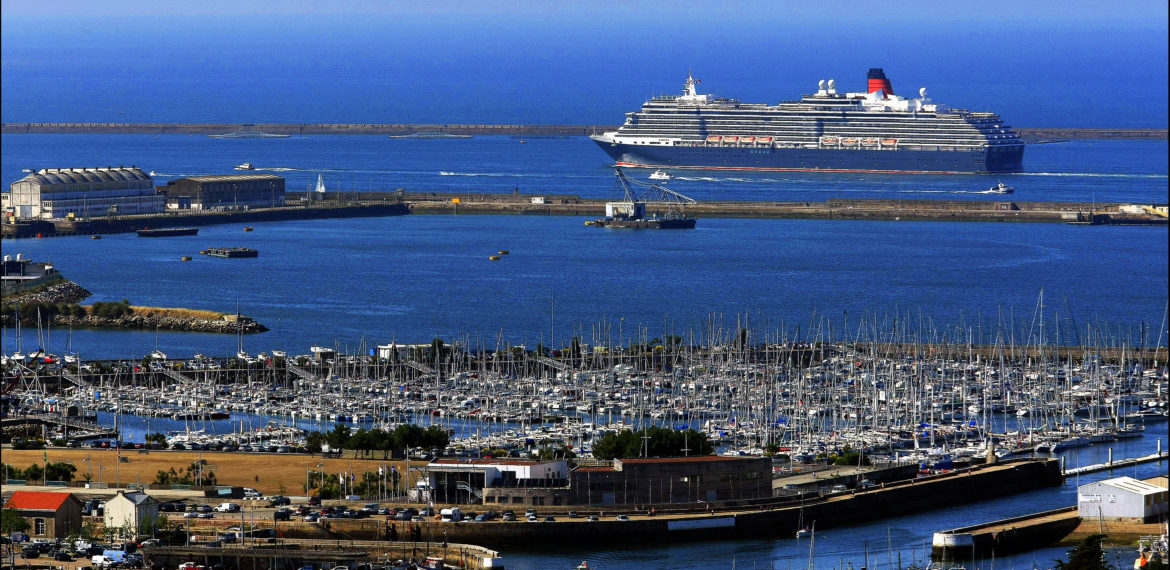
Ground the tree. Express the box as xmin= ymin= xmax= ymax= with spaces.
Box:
xmin=592 ymin=427 xmax=713 ymax=460
xmin=45 ymin=461 xmax=77 ymax=482
xmin=326 ymin=424 xmax=352 ymax=450
xmin=1 ymin=508 xmax=30 ymax=534
xmin=305 ymin=432 xmax=326 ymax=454
xmin=145 ymin=432 xmax=169 ymax=449
xmin=22 ymin=463 xmax=45 ymax=483
xmin=1055 ymin=534 xmax=1113 ymax=570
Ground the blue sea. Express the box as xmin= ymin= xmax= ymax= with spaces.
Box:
xmin=2 ymin=6 xmax=1169 ymax=568
xmin=2 ymin=135 xmax=1167 ymax=360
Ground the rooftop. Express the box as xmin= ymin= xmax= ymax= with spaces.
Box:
xmin=4 ymin=490 xmax=76 ymax=511
xmin=618 ymin=455 xmax=763 ymax=465
xmin=178 ymin=174 xmax=283 ymax=183
xmin=1092 ymin=476 xmax=1167 ymax=496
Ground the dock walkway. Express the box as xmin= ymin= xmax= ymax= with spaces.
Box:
xmin=1064 ymin=451 xmax=1168 ymax=476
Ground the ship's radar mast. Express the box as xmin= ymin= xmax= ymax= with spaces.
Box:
xmin=678 ymin=71 xmax=710 ymax=104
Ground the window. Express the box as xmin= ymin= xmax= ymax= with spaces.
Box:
xmin=35 ymin=518 xmax=46 ymax=535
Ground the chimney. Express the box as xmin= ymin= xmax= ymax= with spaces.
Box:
xmin=867 ymin=68 xmax=894 ymax=98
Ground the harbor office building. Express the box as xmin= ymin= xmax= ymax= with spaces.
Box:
xmin=417 ymin=455 xmax=771 ymax=507
xmin=3 ymin=166 xmax=163 ymax=220
xmin=162 ymin=174 xmax=284 ymax=211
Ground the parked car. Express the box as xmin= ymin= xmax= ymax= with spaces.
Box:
xmin=269 ymin=496 xmax=291 ymax=507
xmin=307 ymin=496 xmax=322 ymax=506
xmin=615 ymin=515 xmax=630 ymax=521
xmin=567 ymin=510 xmax=579 ymax=518
xmin=215 ymin=502 xmax=240 ymax=513
xmin=274 ymin=508 xmax=293 ymax=521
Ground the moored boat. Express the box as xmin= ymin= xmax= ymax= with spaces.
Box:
xmin=138 ymin=227 xmax=198 ymax=237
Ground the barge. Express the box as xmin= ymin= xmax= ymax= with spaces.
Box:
xmin=203 ymin=247 xmax=258 ymax=258
xmin=137 ymin=227 xmax=198 ymax=237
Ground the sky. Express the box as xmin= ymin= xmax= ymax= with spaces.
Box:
xmin=1 ymin=1 xmax=1167 ymax=126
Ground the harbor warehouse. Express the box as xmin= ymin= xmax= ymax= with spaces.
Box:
xmin=3 ymin=491 xmax=84 ymax=539
xmin=3 ymin=166 xmax=162 ymax=220
xmin=1077 ymin=476 xmax=1168 ymax=523
xmin=420 ymin=456 xmax=771 ymax=506
xmin=163 ymin=174 xmax=284 ymax=211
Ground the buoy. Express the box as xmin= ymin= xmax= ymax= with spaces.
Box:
xmin=36 ymin=233 xmax=42 ymax=238
xmin=181 ymin=256 xmax=192 ymax=261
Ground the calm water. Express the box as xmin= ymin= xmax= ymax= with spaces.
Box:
xmin=2 ymin=211 xmax=1167 ymax=359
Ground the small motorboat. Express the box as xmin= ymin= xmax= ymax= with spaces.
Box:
xmin=243 ymin=226 xmax=254 ymax=232
xmin=987 ymin=182 xmax=1014 ymax=194
xmin=649 ymin=169 xmax=673 ymax=181
xmin=235 ymin=162 xmax=254 ymax=170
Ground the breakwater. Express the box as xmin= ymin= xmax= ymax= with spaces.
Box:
xmin=2 ymin=200 xmax=408 ymax=238
xmin=4 ymin=191 xmax=1164 ymax=241
xmin=2 ymin=123 xmax=1167 ymax=140
xmin=403 ymin=192 xmax=1163 ymax=225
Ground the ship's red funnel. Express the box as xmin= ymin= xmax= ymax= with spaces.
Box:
xmin=867 ymin=68 xmax=894 ymax=98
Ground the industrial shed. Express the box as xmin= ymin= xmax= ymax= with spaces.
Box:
xmin=1077 ymin=476 xmax=1168 ymax=523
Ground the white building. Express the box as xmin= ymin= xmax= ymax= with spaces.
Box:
xmin=103 ymin=490 xmax=159 ymax=538
xmin=3 ymin=166 xmax=162 ymax=220
xmin=1077 ymin=476 xmax=1168 ymax=523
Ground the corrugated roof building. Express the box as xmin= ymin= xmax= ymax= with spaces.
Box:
xmin=1077 ymin=476 xmax=1168 ymax=522
xmin=3 ymin=166 xmax=162 ymax=220
xmin=162 ymin=174 xmax=284 ymax=211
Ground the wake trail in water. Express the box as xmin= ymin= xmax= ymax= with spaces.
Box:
xmin=1016 ymin=172 xmax=1167 ymax=179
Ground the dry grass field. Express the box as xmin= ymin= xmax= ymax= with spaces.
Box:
xmin=127 ymin=306 xmax=226 ymax=319
xmin=3 ymin=448 xmax=418 ymax=495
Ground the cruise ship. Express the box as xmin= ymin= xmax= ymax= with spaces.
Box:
xmin=590 ymin=69 xmax=1024 ymax=174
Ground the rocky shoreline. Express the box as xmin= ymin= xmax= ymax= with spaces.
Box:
xmin=3 ymin=279 xmax=92 ymax=304
xmin=2 ymin=280 xmax=267 ymax=334
xmin=52 ymin=313 xmax=269 ymax=334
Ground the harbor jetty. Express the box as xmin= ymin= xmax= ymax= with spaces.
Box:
xmin=2 ymin=123 xmax=1166 ymax=140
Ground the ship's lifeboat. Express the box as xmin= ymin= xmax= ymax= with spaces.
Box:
xmin=707 ymin=135 xmax=723 ymax=142
xmin=741 ymin=136 xmax=756 ymax=143
xmin=757 ymin=137 xmax=773 ymax=143
xmin=724 ymin=136 xmax=740 ymax=143
xmin=882 ymin=138 xmax=898 ymax=146
xmin=861 ymin=138 xmax=879 ymax=146
xmin=821 ymin=137 xmax=839 ymax=145
xmin=841 ymin=138 xmax=859 ymax=145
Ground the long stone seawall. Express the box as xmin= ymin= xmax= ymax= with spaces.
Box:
xmin=2 ymin=123 xmax=1166 ymax=139
xmin=2 ymin=202 xmax=409 ymax=238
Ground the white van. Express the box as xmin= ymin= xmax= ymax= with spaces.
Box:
xmin=440 ymin=507 xmax=462 ymax=522
xmin=215 ymin=502 xmax=240 ymax=513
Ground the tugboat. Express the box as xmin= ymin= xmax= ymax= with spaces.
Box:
xmin=987 ymin=182 xmax=1014 ymax=194
xmin=235 ymin=162 xmax=255 ymax=170
xmin=648 ymin=169 xmax=672 ymax=181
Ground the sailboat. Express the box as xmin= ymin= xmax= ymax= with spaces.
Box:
xmin=151 ymin=326 xmax=168 ymax=361
xmin=795 ymin=504 xmax=812 ymax=538
xmin=315 ymin=173 xmax=327 ymax=194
